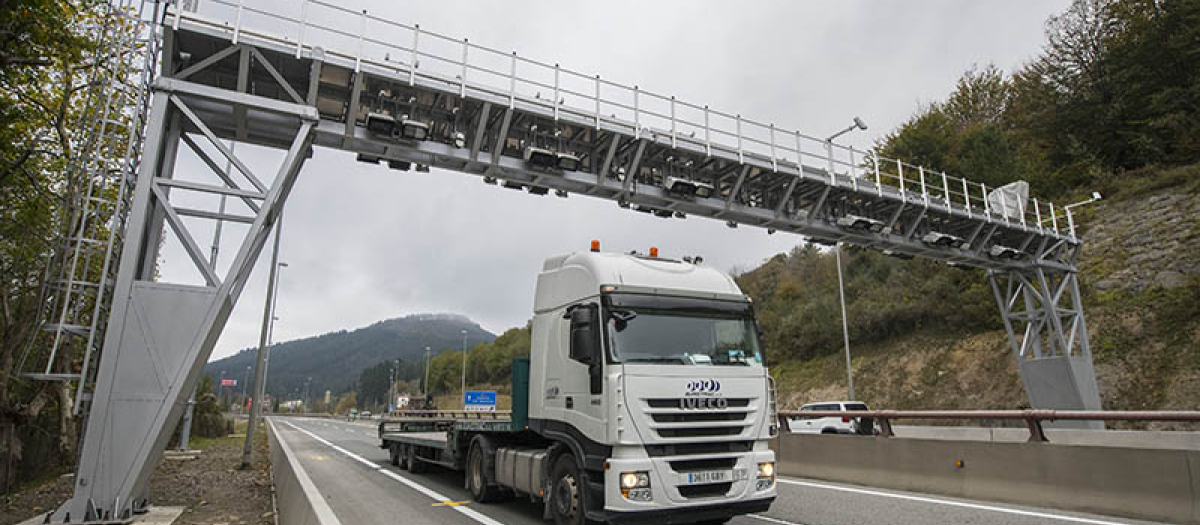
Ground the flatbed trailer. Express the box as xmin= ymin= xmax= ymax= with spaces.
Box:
xmin=378 ymin=416 xmax=523 ymax=473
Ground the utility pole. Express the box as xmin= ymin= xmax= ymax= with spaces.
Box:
xmin=460 ymin=329 xmax=468 ymax=409
xmin=241 ymin=365 xmax=251 ymax=410
xmin=423 ymin=346 xmax=431 ymax=396
xmin=241 ymin=211 xmax=284 ymax=469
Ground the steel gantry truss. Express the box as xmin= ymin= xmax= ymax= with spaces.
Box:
xmin=49 ymin=0 xmax=1100 ymax=521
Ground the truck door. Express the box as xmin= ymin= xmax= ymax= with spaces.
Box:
xmin=559 ymin=304 xmax=606 ymax=440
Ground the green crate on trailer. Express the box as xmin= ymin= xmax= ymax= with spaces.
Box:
xmin=511 ymin=357 xmax=530 ymax=429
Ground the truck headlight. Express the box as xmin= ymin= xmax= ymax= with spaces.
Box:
xmin=757 ymin=462 xmax=775 ymax=479
xmin=620 ymin=471 xmax=651 ymax=500
xmin=757 ymin=462 xmax=775 ymax=490
xmin=620 ymin=471 xmax=649 ymax=489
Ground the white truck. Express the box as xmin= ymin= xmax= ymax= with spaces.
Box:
xmin=379 ymin=245 xmax=778 ymax=524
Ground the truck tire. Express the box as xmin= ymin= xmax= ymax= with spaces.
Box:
xmin=408 ymin=445 xmax=427 ymax=474
xmin=388 ymin=443 xmax=401 ymax=466
xmin=550 ymin=454 xmax=586 ymax=525
xmin=467 ymin=436 xmax=502 ymax=503
xmin=398 ymin=444 xmax=410 ymax=471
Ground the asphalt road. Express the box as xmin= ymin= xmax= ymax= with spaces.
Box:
xmin=270 ymin=416 xmax=1169 ymax=525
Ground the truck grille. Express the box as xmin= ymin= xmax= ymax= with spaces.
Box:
xmin=651 ymin=411 xmax=747 ymax=423
xmin=646 ymin=398 xmax=752 ymax=409
xmin=678 ymin=482 xmax=732 ymax=499
xmin=668 ymin=458 xmax=737 ymax=472
xmin=642 ymin=397 xmax=756 ymax=442
xmin=657 ymin=427 xmax=745 ymax=438
xmin=644 ymin=441 xmax=753 ymax=457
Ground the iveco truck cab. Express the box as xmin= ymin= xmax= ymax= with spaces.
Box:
xmin=379 ymin=244 xmax=777 ymax=525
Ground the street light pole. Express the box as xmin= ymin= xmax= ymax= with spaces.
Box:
xmin=423 ymin=346 xmax=431 ymax=396
xmin=460 ymin=329 xmax=468 ymax=409
xmin=823 ymin=117 xmax=868 ymax=402
xmin=835 ymin=244 xmax=855 ymax=401
xmin=242 ymin=211 xmax=285 ymax=469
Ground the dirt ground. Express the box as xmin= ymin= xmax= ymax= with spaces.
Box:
xmin=2 ymin=419 xmax=274 ymax=525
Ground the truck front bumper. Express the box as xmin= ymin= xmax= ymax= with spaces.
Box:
xmin=605 ymin=496 xmax=774 ymax=525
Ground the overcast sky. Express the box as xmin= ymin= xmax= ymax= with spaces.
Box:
xmin=170 ymin=0 xmax=1072 ymax=361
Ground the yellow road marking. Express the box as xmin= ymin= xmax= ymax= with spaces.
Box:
xmin=432 ymin=500 xmax=470 ymax=507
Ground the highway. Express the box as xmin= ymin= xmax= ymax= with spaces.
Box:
xmin=270 ymin=416 xmax=1169 ymax=525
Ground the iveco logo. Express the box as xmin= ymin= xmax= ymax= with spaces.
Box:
xmin=686 ymin=379 xmax=721 ymax=393
xmin=680 ymin=397 xmax=729 ymax=410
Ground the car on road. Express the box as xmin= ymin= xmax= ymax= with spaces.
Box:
xmin=787 ymin=401 xmax=874 ymax=435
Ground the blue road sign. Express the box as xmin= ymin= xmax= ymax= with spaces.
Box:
xmin=464 ymin=390 xmax=497 ymax=412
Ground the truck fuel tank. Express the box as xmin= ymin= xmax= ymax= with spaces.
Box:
xmin=496 ymin=447 xmax=548 ymax=497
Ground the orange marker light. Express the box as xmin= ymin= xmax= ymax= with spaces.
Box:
xmin=649 ymin=247 xmax=659 ymax=258
xmin=590 ymin=240 xmax=600 ymax=252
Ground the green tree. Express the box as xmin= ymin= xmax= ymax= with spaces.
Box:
xmin=0 ymin=0 xmax=126 ymax=494
xmin=358 ymin=360 xmax=395 ymax=409
xmin=334 ymin=391 xmax=358 ymax=415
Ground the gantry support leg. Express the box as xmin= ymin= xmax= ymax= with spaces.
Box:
xmin=52 ymin=84 xmax=317 ymax=522
xmin=989 ymin=270 xmax=1103 ymax=429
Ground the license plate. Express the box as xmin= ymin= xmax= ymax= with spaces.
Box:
xmin=686 ymin=470 xmax=731 ymax=485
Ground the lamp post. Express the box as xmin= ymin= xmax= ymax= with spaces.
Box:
xmin=242 ymin=211 xmax=286 ymax=469
xmin=423 ymin=346 xmax=431 ymax=396
xmin=826 ymin=117 xmax=868 ymax=402
xmin=241 ymin=365 xmax=251 ymax=408
xmin=261 ymin=262 xmax=287 ymax=413
xmin=835 ymin=245 xmax=855 ymax=401
xmin=460 ymin=329 xmax=468 ymax=409
xmin=1063 ymin=191 xmax=1103 ymax=237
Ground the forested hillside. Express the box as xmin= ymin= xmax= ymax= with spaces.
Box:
xmin=203 ymin=313 xmax=495 ymax=401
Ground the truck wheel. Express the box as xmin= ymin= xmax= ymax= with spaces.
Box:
xmin=467 ymin=437 xmax=502 ymax=503
xmin=389 ymin=443 xmax=401 ymax=466
xmin=550 ymin=454 xmax=585 ymax=525
xmin=398 ymin=444 xmax=410 ymax=471
xmin=408 ymin=445 xmax=427 ymax=474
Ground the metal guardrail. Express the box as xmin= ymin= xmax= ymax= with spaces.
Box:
xmin=778 ymin=410 xmax=1200 ymax=442
xmin=171 ymin=0 xmax=1077 ymax=239
xmin=382 ymin=410 xmax=512 ymax=420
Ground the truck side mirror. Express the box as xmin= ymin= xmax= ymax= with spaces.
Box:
xmin=566 ymin=304 xmax=604 ymax=395
xmin=567 ymin=304 xmax=599 ymax=365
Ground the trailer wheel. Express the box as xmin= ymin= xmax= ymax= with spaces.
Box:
xmin=407 ymin=445 xmax=427 ymax=474
xmin=388 ymin=443 xmax=401 ymax=466
xmin=467 ymin=436 xmax=502 ymax=503
xmin=398 ymin=444 xmax=410 ymax=471
xmin=550 ymin=454 xmax=586 ymax=525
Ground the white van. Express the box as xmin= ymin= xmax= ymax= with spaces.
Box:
xmin=787 ymin=401 xmax=874 ymax=435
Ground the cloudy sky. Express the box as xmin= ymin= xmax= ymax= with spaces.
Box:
xmin=170 ymin=0 xmax=1072 ymax=361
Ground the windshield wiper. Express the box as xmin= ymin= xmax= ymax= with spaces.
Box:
xmin=624 ymin=356 xmax=688 ymax=364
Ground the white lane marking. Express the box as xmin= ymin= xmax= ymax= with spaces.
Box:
xmin=281 ymin=420 xmax=506 ymax=525
xmin=776 ymin=478 xmax=1135 ymax=525
xmin=748 ymin=514 xmax=809 ymax=525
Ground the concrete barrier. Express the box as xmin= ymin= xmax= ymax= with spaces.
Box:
xmin=891 ymin=425 xmax=1200 ymax=450
xmin=266 ymin=418 xmax=343 ymax=525
xmin=776 ymin=433 xmax=1200 ymax=524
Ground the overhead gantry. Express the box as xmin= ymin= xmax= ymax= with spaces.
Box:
xmin=45 ymin=1 xmax=1100 ymax=521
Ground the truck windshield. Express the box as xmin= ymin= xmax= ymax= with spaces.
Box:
xmin=603 ymin=294 xmax=764 ymax=366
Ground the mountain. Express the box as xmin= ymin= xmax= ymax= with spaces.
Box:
xmin=203 ymin=313 xmax=495 ymax=401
